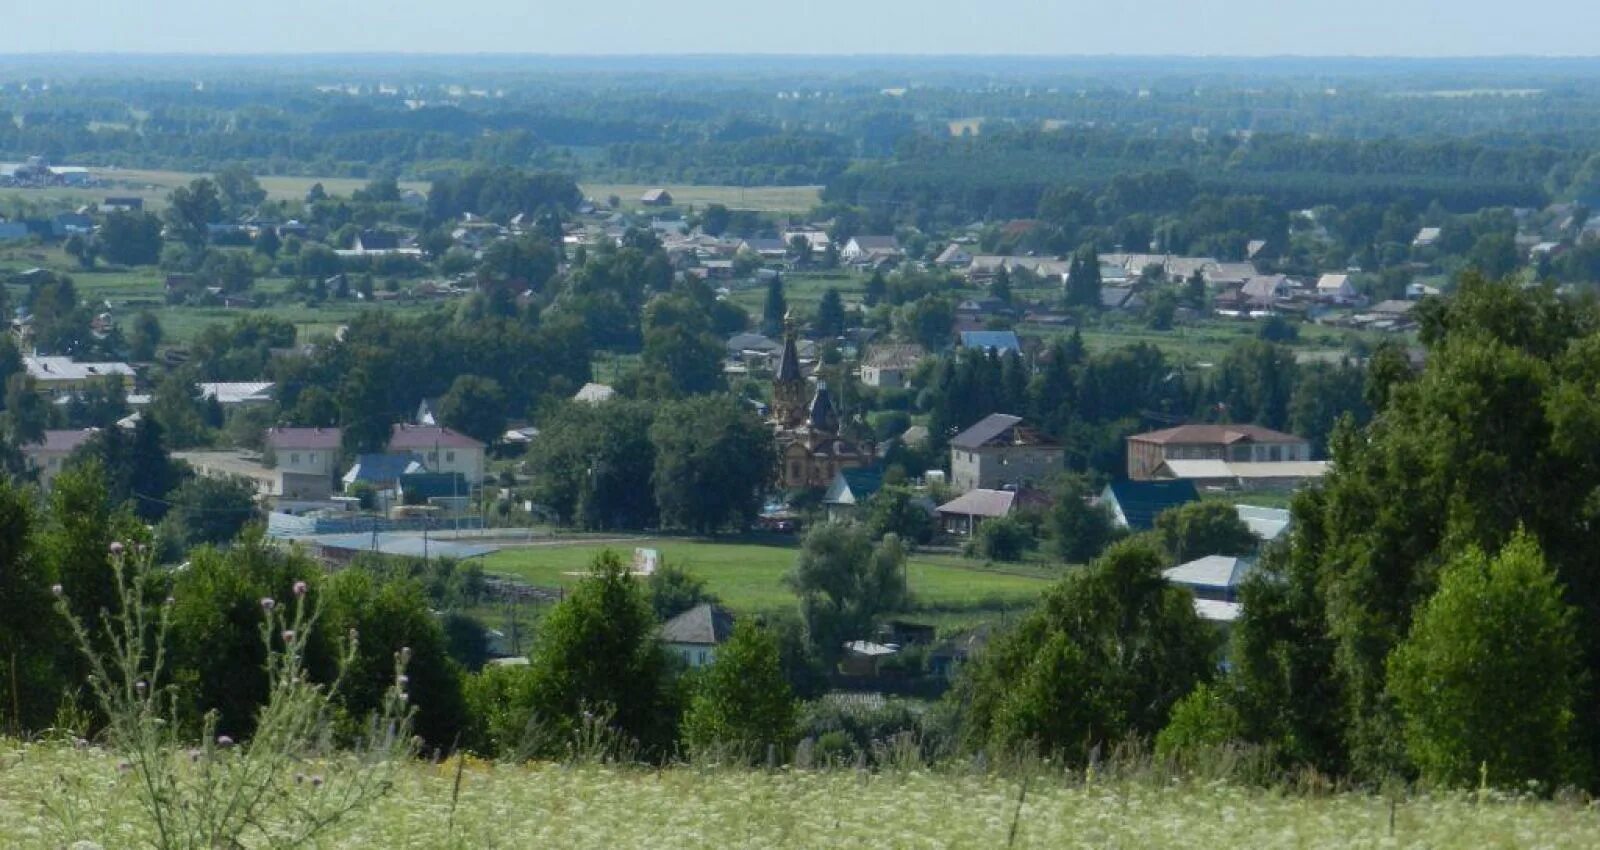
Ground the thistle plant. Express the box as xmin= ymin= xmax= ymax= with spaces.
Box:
xmin=51 ymin=542 xmax=417 ymax=849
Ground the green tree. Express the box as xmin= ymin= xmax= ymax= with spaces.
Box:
xmin=639 ymin=294 xmax=726 ymax=398
xmin=527 ymin=400 xmax=657 ymax=530
xmin=128 ymin=310 xmax=164 ymax=362
xmin=1154 ymin=501 xmax=1257 ymax=563
xmin=163 ymin=475 xmax=260 ymax=548
xmin=646 ymin=560 xmax=719 ymax=622
xmin=0 ymin=479 xmax=65 ymax=734
xmin=650 ymin=396 xmax=774 ymax=533
xmin=815 ymin=287 xmax=846 ymax=338
xmin=1387 ymin=533 xmax=1580 ymax=789
xmin=100 ymin=211 xmax=164 ymax=265
xmin=682 ymin=620 xmax=797 ymax=759
xmin=165 ymin=178 xmax=223 ymax=247
xmin=786 ymin=523 xmax=907 ymax=666
xmin=1154 ymin=682 xmax=1243 ymax=763
xmin=761 ymin=276 xmax=787 ymax=337
xmin=147 ymin=371 xmax=211 ymax=448
xmin=1047 ymin=474 xmax=1120 ymax=564
xmin=438 ymin=375 xmax=507 ymax=447
xmin=863 ymin=484 xmax=934 ymax=546
xmin=214 ymin=164 xmax=267 ymax=216
xmin=1064 ymin=244 xmax=1102 ymax=308
xmin=523 ymin=552 xmax=679 ymax=756
xmin=970 ymin=515 xmax=1032 ymax=562
xmin=1212 ymin=339 xmax=1297 ymax=431
xmin=864 ymin=269 xmax=887 ymax=307
xmin=957 ymin=538 xmax=1216 ymax=761
xmin=4 ymin=373 xmax=48 ymax=445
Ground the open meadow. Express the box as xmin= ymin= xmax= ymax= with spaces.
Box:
xmin=480 ymin=539 xmax=1056 ymax=619
xmin=5 ymin=741 xmax=1596 ymax=849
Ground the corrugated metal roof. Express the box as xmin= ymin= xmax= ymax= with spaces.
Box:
xmin=936 ymin=489 xmax=1016 ymax=518
xmin=949 ymin=413 xmax=1023 ymax=449
xmin=1164 ymin=556 xmax=1255 ymax=590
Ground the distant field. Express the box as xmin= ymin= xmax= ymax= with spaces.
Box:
xmin=583 ymin=183 xmax=821 ymax=213
xmin=480 ymin=539 xmax=1057 ymax=617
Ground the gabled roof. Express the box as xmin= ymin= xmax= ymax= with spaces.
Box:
xmin=265 ymin=426 xmax=341 ymax=451
xmin=726 ymin=332 xmax=780 ymax=354
xmin=660 ymin=603 xmax=735 ymax=646
xmin=848 ymin=235 xmax=900 ymax=251
xmin=863 ymin=344 xmax=926 ymax=370
xmin=356 ymin=230 xmax=400 ymax=251
xmin=937 ymin=489 xmax=1016 ymax=519
xmin=958 ymin=330 xmax=1021 ymax=354
xmin=1164 ymin=555 xmax=1256 ymax=591
xmin=343 ymin=453 xmax=426 ymax=486
xmin=574 ymin=382 xmax=617 ymax=404
xmin=389 ymin=424 xmax=483 ymax=451
xmin=1241 ymin=275 xmax=1287 ymax=300
xmin=1131 ymin=423 xmax=1305 ymax=446
xmin=775 ymin=332 xmax=803 ymax=383
xmin=950 ymin=413 xmax=1057 ymax=451
xmin=1101 ymin=479 xmax=1199 ymax=530
xmin=398 ymin=471 xmax=469 ymax=500
xmin=826 ymin=467 xmax=884 ymax=505
xmin=29 ymin=428 xmax=98 ymax=454
xmin=1236 ymin=505 xmax=1291 ymax=542
xmin=807 ymin=382 xmax=839 ymax=433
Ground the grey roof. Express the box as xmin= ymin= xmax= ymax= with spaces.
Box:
xmin=958 ymin=330 xmax=1021 ymax=354
xmin=937 ymin=489 xmax=1016 ymax=519
xmin=660 ymin=603 xmax=735 ymax=646
xmin=1236 ymin=505 xmax=1291 ymax=541
xmin=949 ymin=413 xmax=1023 ymax=450
xmin=1164 ymin=556 xmax=1256 ymax=591
xmin=775 ymin=332 xmax=803 ymax=382
xmin=807 ymin=382 xmax=839 ymax=433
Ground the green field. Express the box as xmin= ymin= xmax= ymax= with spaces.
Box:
xmin=582 ymin=183 xmax=822 ymax=214
xmin=9 ymin=742 xmax=1596 ymax=848
xmin=480 ymin=539 xmax=1057 ymax=618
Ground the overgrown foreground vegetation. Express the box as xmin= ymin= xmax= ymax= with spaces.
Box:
xmin=5 ymin=743 xmax=1598 ymax=848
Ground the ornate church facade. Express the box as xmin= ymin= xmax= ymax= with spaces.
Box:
xmin=770 ymin=329 xmax=873 ymax=491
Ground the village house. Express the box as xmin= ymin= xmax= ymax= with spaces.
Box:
xmin=1126 ymin=423 xmax=1312 ymax=480
xmin=24 ymin=355 xmax=136 ymax=398
xmin=935 ymin=487 xmax=1050 ymax=535
xmin=1098 ymin=479 xmax=1200 ymax=530
xmin=823 ymin=467 xmax=884 ymax=522
xmin=23 ymin=429 xmax=97 ymax=490
xmin=388 ymin=424 xmax=485 ymax=488
xmin=859 ymin=344 xmax=927 ymax=389
xmin=1164 ymin=555 xmax=1254 ymax=624
xmin=660 ymin=603 xmax=736 ymax=668
xmin=781 ymin=229 xmax=831 ymax=252
xmin=738 ymin=237 xmax=790 ymax=263
xmin=949 ymin=413 xmax=1063 ymax=492
xmin=840 ymin=235 xmax=903 ymax=265
xmin=935 ymin=243 xmax=973 ymax=268
xmin=573 ymin=382 xmax=617 ymax=404
xmin=957 ymin=330 xmax=1022 ymax=356
xmin=342 ymin=453 xmax=427 ymax=510
xmin=1315 ymin=273 xmax=1360 ymax=304
xmin=640 ymin=188 xmax=674 ymax=207
xmin=264 ymin=427 xmax=342 ymax=500
xmin=395 ymin=471 xmax=473 ymax=516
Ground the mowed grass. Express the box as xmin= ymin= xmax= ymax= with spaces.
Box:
xmin=10 ymin=742 xmax=1600 ymax=849
xmin=480 ymin=540 xmax=1056 ymax=616
xmin=583 ymin=183 xmax=821 ymax=213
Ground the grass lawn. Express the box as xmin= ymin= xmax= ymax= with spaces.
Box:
xmin=583 ymin=183 xmax=821 ymax=214
xmin=479 ymin=539 xmax=1057 ymax=618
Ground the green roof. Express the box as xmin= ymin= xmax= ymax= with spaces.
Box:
xmin=1103 ymin=479 xmax=1199 ymax=530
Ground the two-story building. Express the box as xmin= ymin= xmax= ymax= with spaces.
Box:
xmin=1126 ymin=424 xmax=1312 ymax=481
xmin=859 ymin=344 xmax=926 ymax=389
xmin=949 ymin=414 xmax=1063 ymax=493
xmin=388 ymin=424 xmax=485 ymax=489
xmin=23 ymin=429 xmax=98 ymax=490
xmin=24 ymin=356 xmax=136 ymax=398
xmin=263 ymin=427 xmax=342 ymax=500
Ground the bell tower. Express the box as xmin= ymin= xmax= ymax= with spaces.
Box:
xmin=771 ymin=320 xmax=806 ymax=428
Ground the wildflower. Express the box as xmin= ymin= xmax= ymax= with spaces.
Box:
xmin=50 ymin=584 xmax=62 ymax=596
xmin=293 ymin=579 xmax=309 ymax=597
xmin=396 ymin=674 xmax=409 ymax=686
xmin=399 ymin=646 xmax=412 ymax=663
xmin=294 ymin=773 xmax=306 ymax=785
xmin=164 ymin=596 xmax=174 ymax=606
xmin=311 ymin=775 xmax=324 ymax=788
xmin=216 ymin=735 xmax=234 ymax=749
xmin=261 ymin=597 xmax=276 ymax=612
xmin=134 ymin=680 xmax=147 ymax=694
xmin=397 ymin=692 xmax=409 ymax=704
xmin=109 ymin=541 xmax=124 ymax=556
xmin=282 ymin=630 xmax=296 ymax=642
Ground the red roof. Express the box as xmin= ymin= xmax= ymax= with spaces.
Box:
xmin=1131 ymin=424 xmax=1304 ymax=446
xmin=31 ymin=429 xmax=98 ymax=453
xmin=265 ymin=427 xmax=342 ymax=450
xmin=389 ymin=424 xmax=483 ymax=451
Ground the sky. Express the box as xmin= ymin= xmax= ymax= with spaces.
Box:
xmin=2 ymin=0 xmax=1598 ymax=57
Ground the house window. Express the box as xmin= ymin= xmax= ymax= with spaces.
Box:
xmin=290 ymin=453 xmax=300 ymax=465
xmin=1269 ymin=446 xmax=1282 ymax=462
xmin=309 ymin=452 xmax=317 ymax=464
xmin=446 ymin=451 xmax=456 ymax=463
xmin=428 ymin=451 xmax=438 ymax=463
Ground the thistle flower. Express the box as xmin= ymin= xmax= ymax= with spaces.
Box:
xmin=292 ymin=580 xmax=309 ymax=597
xmin=310 ymin=775 xmax=324 ymax=788
xmin=261 ymin=597 xmax=275 ymax=612
xmin=216 ymin=735 xmax=234 ymax=749
xmin=396 ymin=674 xmax=409 ymax=686
xmin=134 ymin=680 xmax=147 ymax=694
xmin=282 ymin=630 xmax=296 ymax=642
xmin=399 ymin=646 xmax=413 ymax=664
xmin=50 ymin=584 xmax=62 ymax=596
xmin=109 ymin=541 xmax=124 ymax=556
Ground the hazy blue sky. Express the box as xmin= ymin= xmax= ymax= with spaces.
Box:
xmin=3 ymin=1 xmax=1597 ymax=56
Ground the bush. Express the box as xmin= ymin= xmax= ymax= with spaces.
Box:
xmin=967 ymin=516 xmax=1033 ymax=562
xmin=1155 ymin=683 xmax=1243 ymax=762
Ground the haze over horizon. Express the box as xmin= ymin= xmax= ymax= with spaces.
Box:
xmin=4 ymin=0 xmax=1599 ymax=59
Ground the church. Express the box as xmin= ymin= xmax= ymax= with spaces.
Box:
xmin=770 ymin=328 xmax=873 ymax=491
